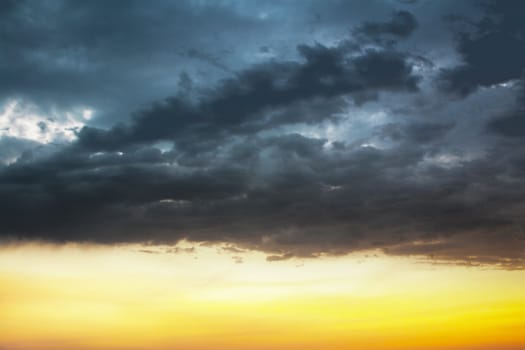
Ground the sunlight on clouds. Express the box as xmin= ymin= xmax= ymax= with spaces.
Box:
xmin=82 ymin=108 xmax=93 ymax=120
xmin=0 ymin=99 xmax=95 ymax=165
xmin=421 ymin=152 xmax=467 ymax=169
xmin=273 ymin=105 xmax=394 ymax=151
xmin=0 ymin=99 xmax=91 ymax=145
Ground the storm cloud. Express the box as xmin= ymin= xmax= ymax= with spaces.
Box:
xmin=0 ymin=0 xmax=524 ymax=269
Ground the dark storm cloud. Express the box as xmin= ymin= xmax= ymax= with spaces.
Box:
xmin=0 ymin=0 xmax=524 ymax=269
xmin=488 ymin=111 xmax=525 ymax=137
xmin=0 ymin=137 xmax=40 ymax=165
xmin=0 ymin=0 xmax=18 ymax=14
xmin=183 ymin=48 xmax=231 ymax=72
xmin=0 ymin=0 xmax=271 ymax=124
xmin=377 ymin=122 xmax=455 ymax=144
xmin=75 ymin=42 xmax=418 ymax=151
xmin=439 ymin=0 xmax=525 ymax=96
xmin=438 ymin=0 xmax=525 ymax=142
xmin=355 ymin=10 xmax=418 ymax=40
xmin=2 ymin=130 xmax=524 ymax=268
xmin=485 ymin=77 xmax=525 ymax=138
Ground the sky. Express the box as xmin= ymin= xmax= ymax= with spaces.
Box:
xmin=0 ymin=1 xmax=525 ymax=349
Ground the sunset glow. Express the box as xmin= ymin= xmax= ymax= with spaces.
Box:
xmin=1 ymin=243 xmax=524 ymax=350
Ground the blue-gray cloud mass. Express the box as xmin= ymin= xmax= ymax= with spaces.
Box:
xmin=0 ymin=0 xmax=524 ymax=268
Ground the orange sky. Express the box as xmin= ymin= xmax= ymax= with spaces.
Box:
xmin=1 ymin=242 xmax=524 ymax=350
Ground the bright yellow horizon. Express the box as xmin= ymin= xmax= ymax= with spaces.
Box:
xmin=1 ymin=242 xmax=524 ymax=350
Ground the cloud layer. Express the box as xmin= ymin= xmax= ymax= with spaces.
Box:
xmin=1 ymin=0 xmax=524 ymax=268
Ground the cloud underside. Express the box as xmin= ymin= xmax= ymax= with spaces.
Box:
xmin=1 ymin=0 xmax=525 ymax=269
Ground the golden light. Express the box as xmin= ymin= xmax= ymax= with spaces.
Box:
xmin=0 ymin=241 xmax=524 ymax=350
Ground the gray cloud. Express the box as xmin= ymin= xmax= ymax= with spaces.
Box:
xmin=0 ymin=0 xmax=524 ymax=269
xmin=355 ymin=10 xmax=418 ymax=41
xmin=74 ymin=42 xmax=418 ymax=152
xmin=439 ymin=0 xmax=525 ymax=96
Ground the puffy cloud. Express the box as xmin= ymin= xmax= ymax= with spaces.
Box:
xmin=74 ymin=42 xmax=419 ymax=152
